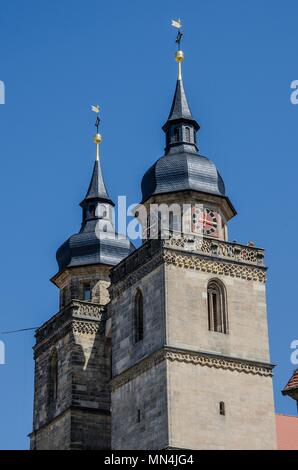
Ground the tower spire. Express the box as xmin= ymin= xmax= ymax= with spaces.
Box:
xmin=162 ymin=20 xmax=200 ymax=155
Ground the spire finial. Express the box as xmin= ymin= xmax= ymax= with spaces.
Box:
xmin=171 ymin=19 xmax=184 ymax=80
xmin=91 ymin=104 xmax=102 ymax=161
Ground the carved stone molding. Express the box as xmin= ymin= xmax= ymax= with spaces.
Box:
xmin=163 ymin=251 xmax=266 ymax=283
xmin=34 ymin=301 xmax=106 ymax=357
xmin=73 ymin=321 xmax=100 ymax=336
xmin=111 ymin=348 xmax=273 ymax=390
xmin=110 ymin=247 xmax=266 ymax=300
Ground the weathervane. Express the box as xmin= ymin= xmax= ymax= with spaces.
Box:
xmin=172 ymin=18 xmax=183 ymax=49
xmin=171 ymin=19 xmax=184 ymax=80
xmin=91 ymin=104 xmax=102 ymax=161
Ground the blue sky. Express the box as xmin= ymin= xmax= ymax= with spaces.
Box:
xmin=0 ymin=0 xmax=298 ymax=449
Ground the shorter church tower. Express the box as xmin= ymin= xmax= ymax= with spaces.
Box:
xmin=30 ymin=115 xmax=134 ymax=450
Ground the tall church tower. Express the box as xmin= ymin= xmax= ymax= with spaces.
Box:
xmin=30 ymin=118 xmax=134 ymax=450
xmin=110 ymin=33 xmax=277 ymax=449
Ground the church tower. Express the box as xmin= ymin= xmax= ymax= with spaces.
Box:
xmin=110 ymin=29 xmax=277 ymax=449
xmin=30 ymin=117 xmax=134 ymax=450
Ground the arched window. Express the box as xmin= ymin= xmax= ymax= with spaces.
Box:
xmin=48 ymin=349 xmax=58 ymax=404
xmin=134 ymin=290 xmax=144 ymax=343
xmin=173 ymin=127 xmax=180 ymax=142
xmin=207 ymin=280 xmax=228 ymax=334
xmin=83 ymin=283 xmax=92 ymax=301
xmin=89 ymin=204 xmax=95 ymax=218
xmin=185 ymin=126 xmax=191 ymax=142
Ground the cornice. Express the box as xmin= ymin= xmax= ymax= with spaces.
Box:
xmin=111 ymin=347 xmax=274 ymax=390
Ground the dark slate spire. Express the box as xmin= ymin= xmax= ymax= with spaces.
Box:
xmin=162 ymin=50 xmax=200 ymax=155
xmin=141 ymin=37 xmax=236 ymax=218
xmin=55 ymin=112 xmax=135 ymax=271
xmin=166 ymin=77 xmax=194 ymax=122
xmin=81 ymin=159 xmax=114 ymax=206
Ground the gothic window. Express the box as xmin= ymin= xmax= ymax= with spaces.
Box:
xmin=207 ymin=280 xmax=228 ymax=334
xmin=83 ymin=283 xmax=92 ymax=301
xmin=173 ymin=127 xmax=180 ymax=142
xmin=133 ymin=290 xmax=144 ymax=343
xmin=185 ymin=126 xmax=191 ymax=142
xmin=48 ymin=349 xmax=58 ymax=404
xmin=89 ymin=204 xmax=95 ymax=218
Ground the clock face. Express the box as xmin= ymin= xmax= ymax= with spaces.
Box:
xmin=192 ymin=207 xmax=219 ymax=236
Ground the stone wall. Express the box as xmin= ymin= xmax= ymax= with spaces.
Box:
xmin=165 ymin=263 xmax=271 ymax=363
xmin=111 ymin=361 xmax=168 ymax=450
xmin=111 ymin=264 xmax=166 ymax=377
xmin=167 ymin=359 xmax=276 ymax=449
xmin=31 ymin=287 xmax=111 ymax=449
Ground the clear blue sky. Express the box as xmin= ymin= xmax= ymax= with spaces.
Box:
xmin=0 ymin=0 xmax=297 ymax=449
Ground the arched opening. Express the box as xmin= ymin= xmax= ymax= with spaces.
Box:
xmin=134 ymin=290 xmax=144 ymax=343
xmin=89 ymin=204 xmax=96 ymax=218
xmin=185 ymin=126 xmax=191 ymax=142
xmin=207 ymin=280 xmax=228 ymax=334
xmin=173 ymin=127 xmax=180 ymax=142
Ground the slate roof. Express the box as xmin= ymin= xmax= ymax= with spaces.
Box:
xmin=141 ymin=152 xmax=226 ymax=203
xmin=81 ymin=160 xmax=114 ymax=206
xmin=163 ymin=78 xmax=198 ymax=128
xmin=141 ymin=74 xmax=232 ymax=205
xmin=56 ymin=157 xmax=134 ymax=271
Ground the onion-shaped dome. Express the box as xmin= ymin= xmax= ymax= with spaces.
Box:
xmin=56 ymin=155 xmax=134 ymax=271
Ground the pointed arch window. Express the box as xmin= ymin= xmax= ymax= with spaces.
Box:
xmin=185 ymin=126 xmax=191 ymax=142
xmin=207 ymin=280 xmax=228 ymax=334
xmin=48 ymin=349 xmax=58 ymax=404
xmin=133 ymin=290 xmax=144 ymax=343
xmin=89 ymin=204 xmax=96 ymax=218
xmin=173 ymin=127 xmax=180 ymax=142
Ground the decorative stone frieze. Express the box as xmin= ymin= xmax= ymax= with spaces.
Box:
xmin=111 ymin=347 xmax=274 ymax=390
xmin=34 ymin=300 xmax=106 ymax=357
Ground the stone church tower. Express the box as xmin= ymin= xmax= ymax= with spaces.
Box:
xmin=29 ymin=130 xmax=134 ymax=449
xmin=30 ymin=36 xmax=277 ymax=450
xmin=109 ymin=47 xmax=277 ymax=449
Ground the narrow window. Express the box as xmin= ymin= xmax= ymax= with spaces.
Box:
xmin=173 ymin=127 xmax=180 ymax=142
xmin=60 ymin=288 xmax=66 ymax=308
xmin=83 ymin=283 xmax=92 ymax=301
xmin=219 ymin=401 xmax=225 ymax=416
xmin=48 ymin=349 xmax=58 ymax=404
xmin=137 ymin=409 xmax=141 ymax=423
xmin=185 ymin=126 xmax=191 ymax=142
xmin=134 ymin=290 xmax=144 ymax=343
xmin=89 ymin=205 xmax=95 ymax=218
xmin=207 ymin=280 xmax=228 ymax=334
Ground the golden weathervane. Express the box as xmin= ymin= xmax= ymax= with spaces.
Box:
xmin=171 ymin=18 xmax=184 ymax=80
xmin=91 ymin=104 xmax=101 ymax=161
